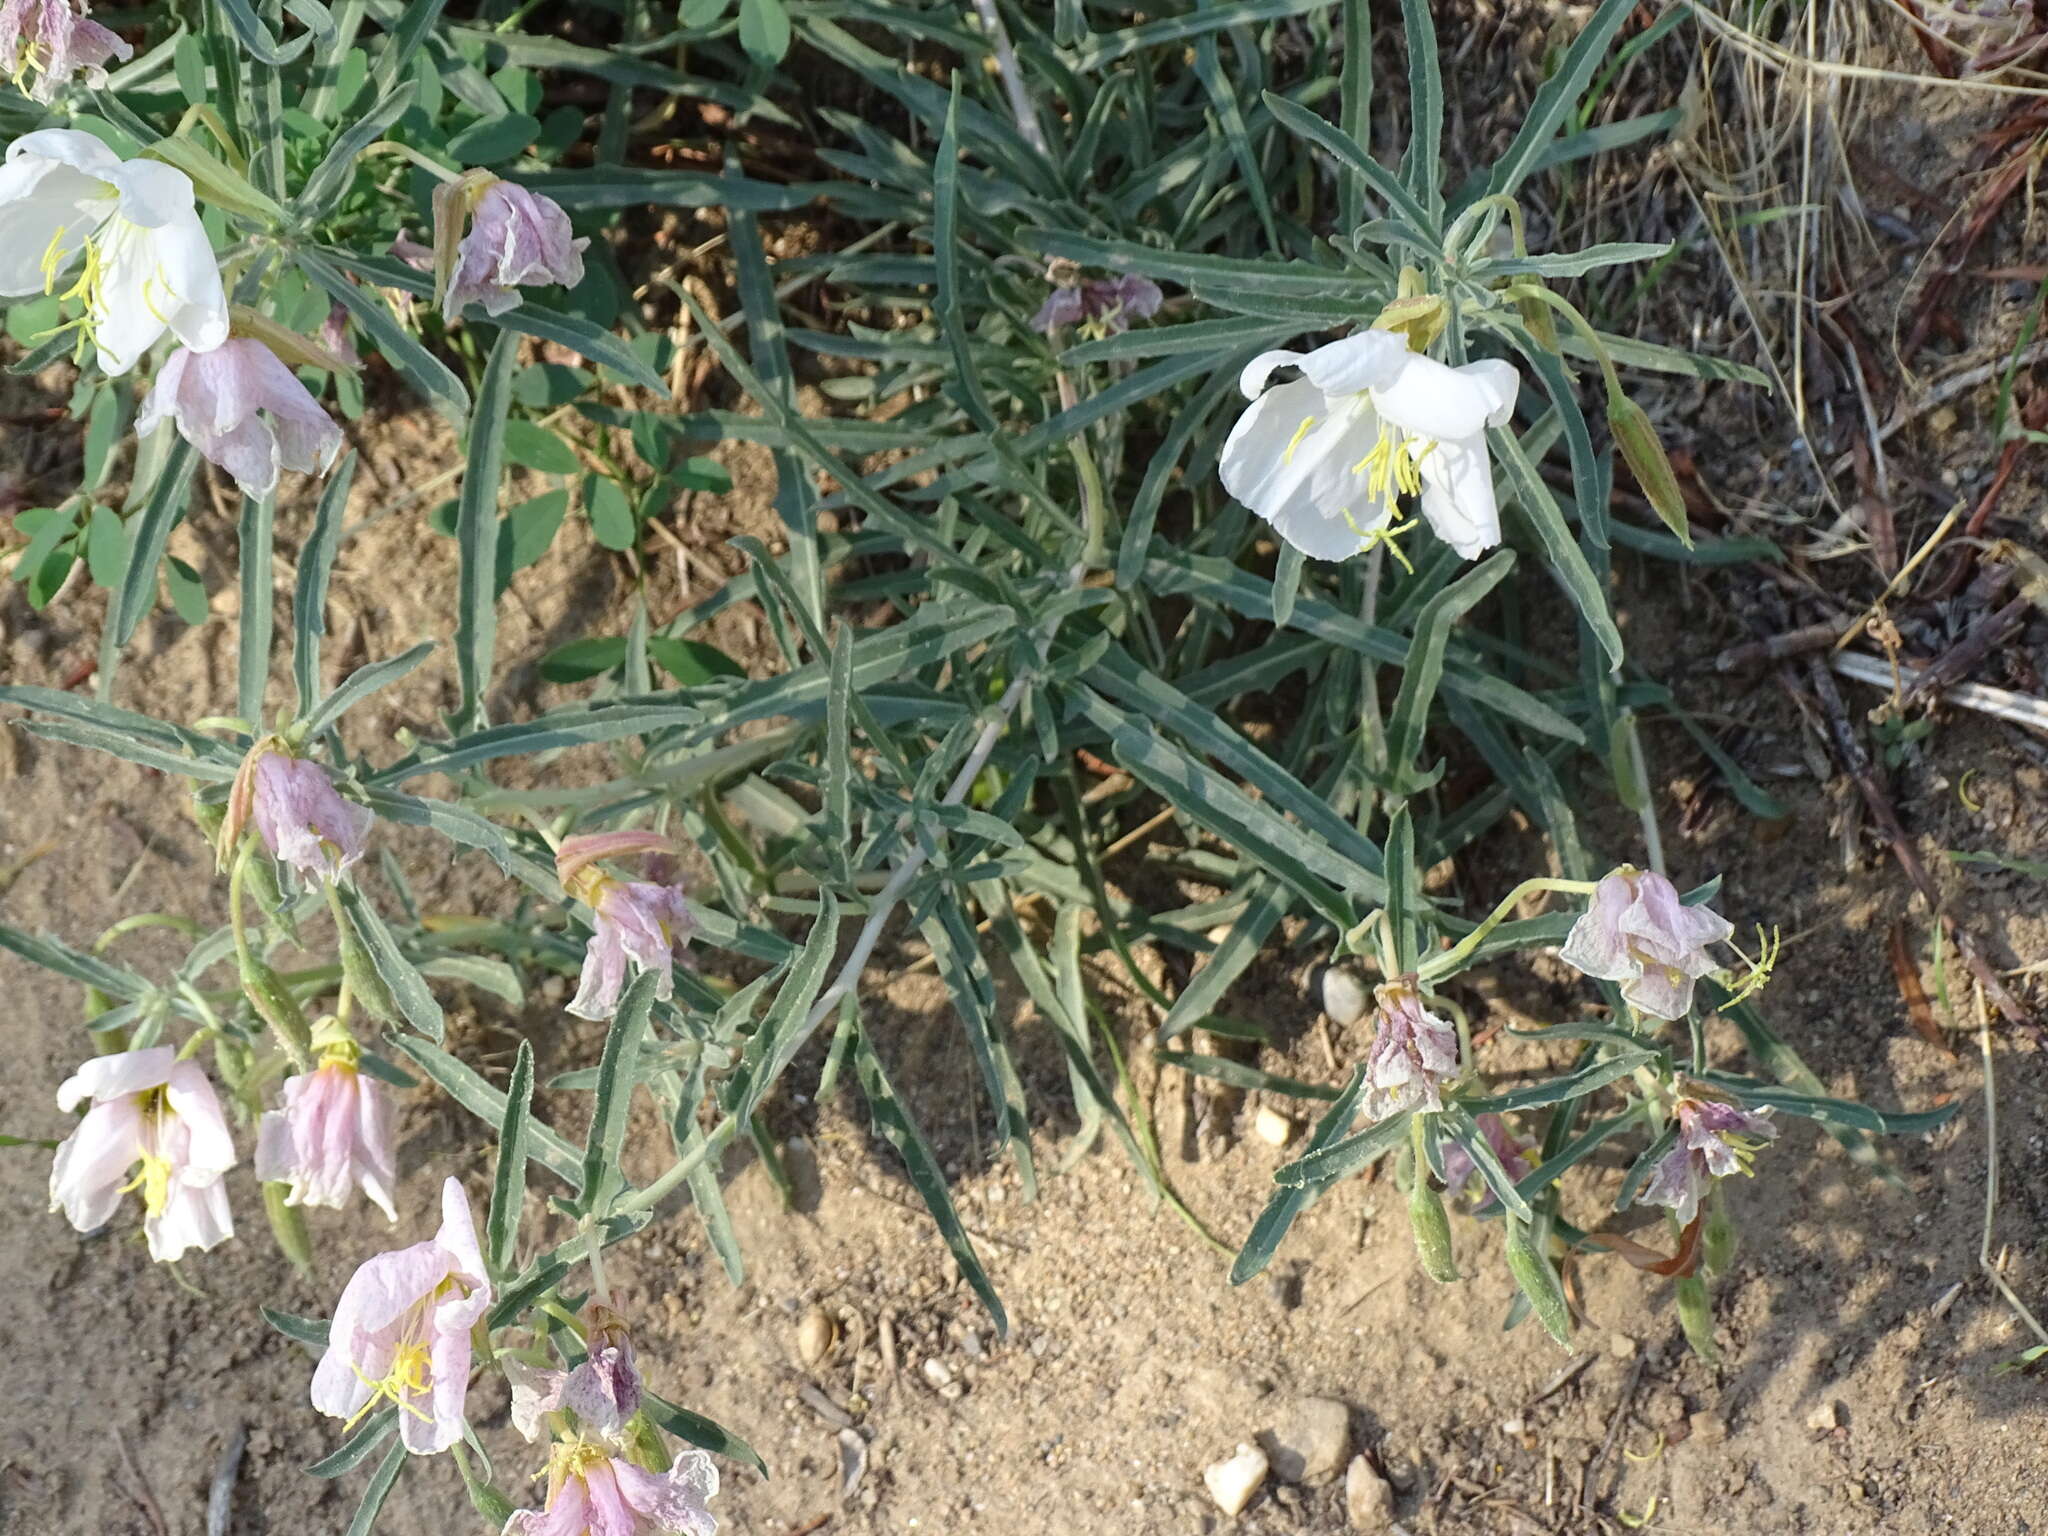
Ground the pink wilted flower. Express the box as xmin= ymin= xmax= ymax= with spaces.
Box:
xmin=1438 ymin=1113 xmax=1536 ymax=1207
xmin=434 ymin=172 xmax=586 ymax=318
xmin=504 ymin=1437 xmax=718 ymax=1536
xmin=1558 ymin=866 xmax=1734 ymax=1021
xmin=556 ymin=832 xmax=695 ymax=1022
xmin=310 ymin=1176 xmax=493 ymax=1454
xmin=255 ymin=1030 xmax=397 ymax=1221
xmin=250 ymin=750 xmax=373 ymax=885
xmin=1364 ymin=977 xmax=1462 ymax=1120
xmin=509 ymin=1305 xmax=644 ymax=1445
xmin=48 ymin=1046 xmax=236 ymax=1262
xmin=1639 ymin=1096 xmax=1777 ymax=1227
xmin=136 ymin=338 xmax=344 ymax=499
xmin=1031 ymin=271 xmax=1163 ymax=337
xmin=0 ymin=0 xmax=133 ymax=103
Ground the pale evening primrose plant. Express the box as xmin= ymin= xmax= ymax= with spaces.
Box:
xmin=310 ymin=1176 xmax=492 ymax=1454
xmin=1559 ymin=866 xmax=1733 ymax=1021
xmin=47 ymin=1045 xmax=237 ymax=1262
xmin=0 ymin=128 xmax=227 ymax=374
xmin=136 ymin=337 xmax=345 ymax=499
xmin=1219 ymin=328 xmax=1518 ymax=563
xmin=0 ymin=0 xmax=132 ymax=104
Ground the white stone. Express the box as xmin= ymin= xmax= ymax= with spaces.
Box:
xmin=1345 ymin=1456 xmax=1395 ymax=1530
xmin=1322 ymin=966 xmax=1370 ymax=1026
xmin=922 ymin=1358 xmax=953 ymax=1388
xmin=1203 ymin=1443 xmax=1269 ymax=1516
xmin=1254 ymin=1107 xmax=1296 ymax=1147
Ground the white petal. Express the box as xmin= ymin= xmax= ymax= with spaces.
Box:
xmin=1372 ymin=352 xmax=1512 ymax=442
xmin=104 ymin=158 xmax=198 ymax=230
xmin=1220 ymin=379 xmax=1331 ymax=523
xmin=1237 ymin=347 xmax=1307 ymax=400
xmin=1416 ymin=437 xmax=1501 ymax=559
xmin=56 ymin=1046 xmax=175 ymax=1111
xmin=1296 ymin=329 xmax=1410 ymax=398
xmin=1463 ymin=357 xmax=1521 ymax=428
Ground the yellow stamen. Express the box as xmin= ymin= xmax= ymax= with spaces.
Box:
xmin=1281 ymin=415 xmax=1317 ymax=465
xmin=1343 ymin=508 xmax=1419 ymax=574
xmin=119 ymin=1151 xmax=176 ymax=1218
xmin=347 ymin=1340 xmax=436 ymax=1428
xmin=1355 ymin=422 xmax=1431 ymax=503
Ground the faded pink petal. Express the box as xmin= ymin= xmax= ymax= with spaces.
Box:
xmin=250 ymin=752 xmax=373 ymax=885
xmin=1558 ymin=867 xmax=1733 ymax=1021
xmin=556 ymin=831 xmax=673 ymax=890
xmin=136 ymin=338 xmax=342 ymax=499
xmin=444 ymin=180 xmax=586 ymax=318
xmin=47 ymin=1047 xmax=236 ymax=1260
xmin=1638 ymin=1097 xmax=1777 ymax=1226
xmin=256 ymin=1056 xmax=399 ymax=1221
xmin=505 ymin=1444 xmax=719 ymax=1536
xmin=568 ymin=877 xmax=694 ymax=1023
xmin=321 ymin=302 xmax=361 ymax=368
xmin=1 ymin=0 xmax=133 ymax=103
xmin=310 ymin=1176 xmax=492 ymax=1454
xmin=1364 ymin=978 xmax=1461 ymax=1120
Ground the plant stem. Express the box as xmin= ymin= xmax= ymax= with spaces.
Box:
xmin=1416 ymin=876 xmax=1599 ymax=983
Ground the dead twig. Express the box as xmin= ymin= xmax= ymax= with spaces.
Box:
xmin=1902 ymin=596 xmax=2031 ymax=706
xmin=1886 ymin=921 xmax=1956 ymax=1055
xmin=208 ymin=1424 xmax=248 ymax=1536
xmin=1580 ymin=1355 xmax=1646 ymax=1517
xmin=1714 ymin=617 xmax=1855 ymax=672
xmin=113 ymin=1431 xmax=167 ymax=1536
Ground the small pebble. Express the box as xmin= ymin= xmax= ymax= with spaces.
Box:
xmin=797 ymin=1305 xmax=837 ymax=1367
xmin=1321 ymin=966 xmax=1369 ymax=1027
xmin=1254 ymin=1107 xmax=1296 ymax=1147
xmin=922 ymin=1358 xmax=953 ymax=1389
xmin=1345 ymin=1455 xmax=1395 ymax=1530
xmin=1203 ymin=1443 xmax=1268 ymax=1516
xmin=1806 ymin=1399 xmax=1841 ymax=1434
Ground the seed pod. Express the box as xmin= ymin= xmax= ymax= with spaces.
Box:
xmin=1675 ymin=1274 xmax=1720 ymax=1364
xmin=1408 ymin=1165 xmax=1459 ymax=1283
xmin=241 ymin=952 xmax=314 ymax=1066
xmin=263 ymin=1180 xmax=314 ymax=1276
xmin=338 ymin=916 xmax=399 ymax=1024
xmin=1504 ymin=1215 xmax=1573 ymax=1346
xmin=1608 ymin=389 xmax=1691 ymax=547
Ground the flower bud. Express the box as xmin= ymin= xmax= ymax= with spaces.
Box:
xmin=1504 ymin=1215 xmax=1572 ymax=1345
xmin=1607 ymin=387 xmax=1691 ymax=546
xmin=1702 ymin=1187 xmax=1739 ymax=1275
xmin=1408 ymin=1165 xmax=1458 ymax=1283
xmin=338 ymin=918 xmax=399 ymax=1024
xmin=1675 ymin=1273 xmax=1719 ymax=1363
xmin=240 ymin=951 xmax=313 ymax=1066
xmin=263 ymin=1178 xmax=314 ymax=1275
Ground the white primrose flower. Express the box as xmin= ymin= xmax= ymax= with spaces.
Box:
xmin=1219 ymin=328 xmax=1519 ymax=563
xmin=0 ymin=128 xmax=227 ymax=375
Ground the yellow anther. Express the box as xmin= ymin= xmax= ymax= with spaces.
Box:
xmin=346 ymin=1340 xmax=436 ymax=1428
